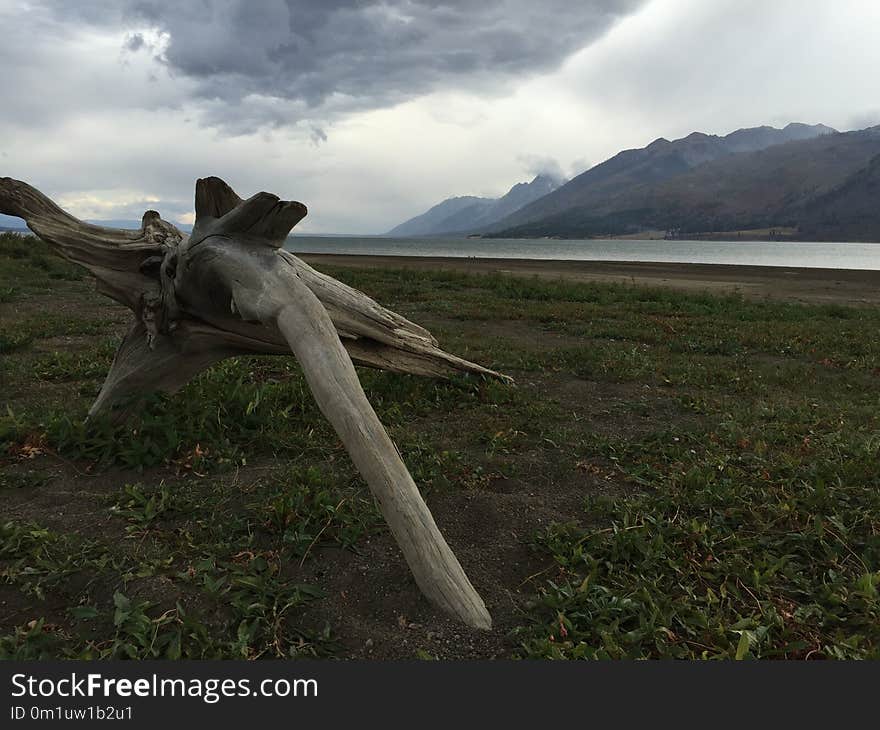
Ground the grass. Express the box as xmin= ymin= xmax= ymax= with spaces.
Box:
xmin=518 ymin=428 xmax=880 ymax=659
xmin=1 ymin=232 xmax=878 ymax=658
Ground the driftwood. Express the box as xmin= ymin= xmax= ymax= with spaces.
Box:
xmin=0 ymin=176 xmax=512 ymax=629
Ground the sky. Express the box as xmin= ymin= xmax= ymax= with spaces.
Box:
xmin=1 ymin=0 xmax=879 ymax=234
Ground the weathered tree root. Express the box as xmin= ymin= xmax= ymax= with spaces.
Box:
xmin=0 ymin=176 xmax=512 ymax=629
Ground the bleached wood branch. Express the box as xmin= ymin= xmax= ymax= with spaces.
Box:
xmin=0 ymin=175 xmax=507 ymax=629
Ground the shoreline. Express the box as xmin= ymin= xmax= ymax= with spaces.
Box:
xmin=299 ymin=253 xmax=880 ymax=305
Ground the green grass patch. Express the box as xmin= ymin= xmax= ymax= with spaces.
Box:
xmin=517 ymin=424 xmax=880 ymax=659
xmin=0 ymin=232 xmax=84 ymax=295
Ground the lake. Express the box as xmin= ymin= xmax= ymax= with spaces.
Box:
xmin=287 ymin=236 xmax=880 ymax=271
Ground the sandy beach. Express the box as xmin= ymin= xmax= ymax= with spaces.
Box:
xmin=300 ymin=254 xmax=880 ymax=306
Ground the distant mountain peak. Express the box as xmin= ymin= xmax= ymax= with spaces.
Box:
xmin=531 ymin=172 xmax=559 ymax=184
xmin=711 ymin=122 xmax=838 ymax=143
xmin=784 ymin=121 xmax=837 ymax=134
xmin=386 ymin=173 xmax=564 ymax=237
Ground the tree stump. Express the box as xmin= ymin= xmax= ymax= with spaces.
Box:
xmin=0 ymin=176 xmax=512 ymax=630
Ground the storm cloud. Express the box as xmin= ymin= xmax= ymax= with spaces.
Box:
xmin=44 ymin=0 xmax=645 ymax=129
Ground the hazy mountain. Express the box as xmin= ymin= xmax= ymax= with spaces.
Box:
xmin=386 ymin=173 xmax=564 ymax=236
xmin=485 ymin=123 xmax=837 ymax=236
xmin=386 ymin=196 xmax=494 ymax=237
xmin=722 ymin=122 xmax=837 ymax=153
xmin=798 ymin=151 xmax=880 ymax=241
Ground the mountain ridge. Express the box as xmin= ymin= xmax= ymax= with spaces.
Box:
xmin=488 ymin=125 xmax=880 ymax=240
xmin=484 ymin=122 xmax=837 ymax=235
xmin=385 ymin=173 xmax=564 ymax=237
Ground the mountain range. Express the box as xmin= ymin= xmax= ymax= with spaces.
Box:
xmin=387 ymin=122 xmax=880 ymax=242
xmin=385 ymin=173 xmax=564 ymax=236
xmin=485 ymin=123 xmax=836 ymax=234
xmin=6 ymin=121 xmax=878 ymax=242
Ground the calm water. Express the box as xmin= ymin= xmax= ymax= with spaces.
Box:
xmin=287 ymin=236 xmax=880 ymax=271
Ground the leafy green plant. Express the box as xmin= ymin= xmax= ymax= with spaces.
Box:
xmin=0 ymin=521 xmax=108 ymax=600
xmin=99 ymin=592 xmax=222 ymax=659
xmin=110 ymin=482 xmax=188 ymax=532
xmin=264 ymin=466 xmax=380 ymax=557
xmin=518 ymin=427 xmax=880 ymax=660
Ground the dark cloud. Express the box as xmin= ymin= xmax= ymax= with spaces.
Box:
xmin=41 ymin=0 xmax=644 ymax=128
xmin=123 ymin=32 xmax=146 ymax=52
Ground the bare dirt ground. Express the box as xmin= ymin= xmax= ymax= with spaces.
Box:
xmin=301 ymin=254 xmax=880 ymax=306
